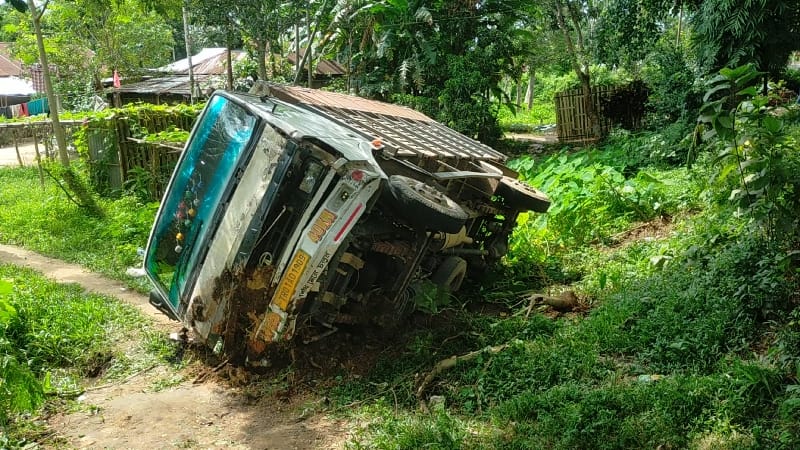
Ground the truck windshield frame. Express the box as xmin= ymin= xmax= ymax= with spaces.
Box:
xmin=144 ymin=94 xmax=259 ymax=317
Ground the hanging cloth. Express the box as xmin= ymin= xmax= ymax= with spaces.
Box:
xmin=27 ymin=98 xmax=49 ymax=116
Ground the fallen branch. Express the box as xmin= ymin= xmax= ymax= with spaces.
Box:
xmin=416 ymin=343 xmax=510 ymax=403
xmin=524 ymin=290 xmax=579 ymax=315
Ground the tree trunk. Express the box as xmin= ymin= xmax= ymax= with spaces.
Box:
xmin=269 ymin=40 xmax=278 ymax=77
xmin=675 ymin=2 xmax=683 ymax=47
xmin=27 ymin=0 xmax=102 ymax=216
xmin=255 ymin=39 xmax=268 ymax=81
xmin=294 ymin=23 xmax=300 ymax=75
xmin=182 ymin=6 xmax=195 ymax=103
xmin=226 ymin=38 xmax=233 ymax=90
xmin=515 ymin=79 xmax=523 ymax=106
xmin=554 ymin=0 xmax=601 ymax=139
xmin=306 ymin=4 xmax=313 ymax=88
xmin=27 ymin=0 xmax=68 ymax=168
xmin=525 ymin=68 xmax=535 ymax=110
xmin=578 ymin=70 xmax=597 ymax=136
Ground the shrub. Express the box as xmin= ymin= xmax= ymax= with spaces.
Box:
xmin=642 ymin=42 xmax=703 ymax=128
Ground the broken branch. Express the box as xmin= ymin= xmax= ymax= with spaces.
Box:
xmin=416 ymin=343 xmax=509 ymax=403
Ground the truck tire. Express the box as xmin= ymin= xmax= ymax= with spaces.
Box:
xmin=431 ymin=256 xmax=468 ymax=292
xmin=388 ymin=175 xmax=468 ymax=233
xmin=495 ymin=176 xmax=551 ymax=213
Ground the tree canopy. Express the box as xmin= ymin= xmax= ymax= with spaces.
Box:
xmin=1 ymin=0 xmax=799 ymax=139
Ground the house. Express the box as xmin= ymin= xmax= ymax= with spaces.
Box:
xmin=286 ymin=51 xmax=346 ymax=88
xmin=110 ymin=48 xmax=247 ymax=105
xmin=0 ymin=43 xmax=35 ymax=113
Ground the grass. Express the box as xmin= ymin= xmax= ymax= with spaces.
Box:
xmin=0 ymin=166 xmax=156 ymax=291
xmin=1 ymin=113 xmax=799 ymax=448
xmin=331 ymin=122 xmax=800 ymax=448
xmin=0 ymin=263 xmax=167 ymax=441
xmin=337 ymin=234 xmax=800 ymax=448
xmin=496 ymin=103 xmax=556 ymax=131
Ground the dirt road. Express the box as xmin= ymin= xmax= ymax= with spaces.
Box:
xmin=0 ymin=244 xmax=351 ymax=449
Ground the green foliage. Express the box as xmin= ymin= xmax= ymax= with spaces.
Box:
xmin=494 ymin=375 xmax=729 ymax=450
xmin=692 ymin=0 xmax=800 ymax=76
xmin=587 ymin=237 xmax=789 ymax=372
xmin=70 ymin=102 xmax=202 ymax=197
xmin=592 ymin=0 xmax=666 ymax=70
xmin=781 ymin=68 xmax=800 ymax=93
xmin=642 ymin=41 xmax=703 ymax=127
xmin=0 ymin=280 xmax=44 ymax=426
xmin=496 ymin=103 xmax=556 ymax=130
xmin=141 ymin=126 xmax=189 ymax=145
xmin=8 ymin=0 xmax=174 ymax=88
xmin=0 ymin=167 xmax=157 ymax=286
xmin=346 ymin=0 xmax=531 ymax=144
xmin=699 ymin=64 xmax=800 ymax=242
xmin=0 ymin=266 xmax=147 ymax=427
xmin=604 ymin=124 xmax=699 ymax=167
xmin=506 ymin=148 xmax=697 ymax=262
xmin=348 ymin=401 xmax=479 ymax=450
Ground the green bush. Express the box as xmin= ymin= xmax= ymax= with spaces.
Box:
xmin=585 ymin=237 xmax=790 ymax=373
xmin=493 ymin=376 xmax=724 ymax=449
xmin=699 ymin=64 xmax=800 ymax=243
xmin=71 ymin=102 xmax=202 ymax=196
xmin=780 ymin=68 xmax=800 ymax=93
xmin=642 ymin=42 xmax=703 ymax=127
xmin=506 ymin=148 xmax=698 ymax=264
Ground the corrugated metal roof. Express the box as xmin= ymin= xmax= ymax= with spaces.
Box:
xmin=266 ymin=85 xmax=506 ymax=162
xmin=286 ymin=52 xmax=346 ymax=76
xmin=114 ymin=75 xmax=213 ymax=96
xmin=159 ymin=48 xmax=247 ymax=75
xmin=0 ymin=43 xmax=23 ymax=77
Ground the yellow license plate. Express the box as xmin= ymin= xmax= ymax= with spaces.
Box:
xmin=272 ymin=250 xmax=310 ymax=310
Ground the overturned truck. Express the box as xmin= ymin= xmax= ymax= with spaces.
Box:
xmin=144 ymin=85 xmax=550 ymax=363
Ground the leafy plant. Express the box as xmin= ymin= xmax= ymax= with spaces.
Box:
xmin=698 ymin=64 xmax=800 ymax=242
xmin=506 ymin=148 xmax=694 ymax=265
xmin=0 ymin=280 xmax=44 ymax=426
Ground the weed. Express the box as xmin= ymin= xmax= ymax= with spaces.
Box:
xmin=150 ymin=374 xmax=185 ymax=392
xmin=347 ymin=400 xmax=483 ymax=450
xmin=492 ymin=375 xmax=729 ymax=449
xmin=699 ymin=64 xmax=800 ymax=243
xmin=506 ymin=148 xmax=698 ymax=266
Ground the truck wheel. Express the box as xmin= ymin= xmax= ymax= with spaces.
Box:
xmin=431 ymin=256 xmax=468 ymax=292
xmin=388 ymin=175 xmax=468 ymax=233
xmin=495 ymin=176 xmax=551 ymax=213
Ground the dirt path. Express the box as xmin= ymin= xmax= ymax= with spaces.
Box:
xmin=0 ymin=141 xmax=44 ymax=167
xmin=0 ymin=244 xmax=351 ymax=449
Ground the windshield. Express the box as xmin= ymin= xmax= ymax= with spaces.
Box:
xmin=145 ymin=94 xmax=258 ymax=315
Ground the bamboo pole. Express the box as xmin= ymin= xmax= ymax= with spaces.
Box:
xmin=32 ymin=126 xmax=44 ymax=187
xmin=13 ymin=129 xmax=23 ymax=167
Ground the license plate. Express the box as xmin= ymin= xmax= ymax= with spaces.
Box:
xmin=272 ymin=250 xmax=310 ymax=310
